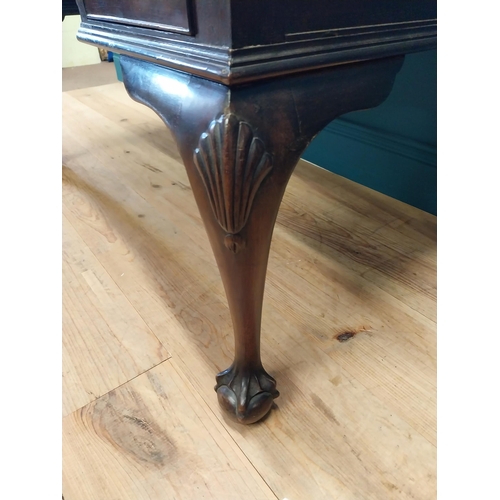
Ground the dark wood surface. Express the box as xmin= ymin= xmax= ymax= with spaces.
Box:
xmin=75 ymin=0 xmax=436 ymax=83
xmin=72 ymin=0 xmax=436 ymax=423
xmin=121 ymin=55 xmax=403 ymax=423
xmin=83 ymin=0 xmax=194 ymax=35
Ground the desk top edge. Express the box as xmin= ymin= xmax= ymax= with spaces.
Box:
xmin=77 ymin=22 xmax=436 ymax=85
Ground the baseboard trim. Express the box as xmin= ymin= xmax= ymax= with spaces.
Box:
xmin=324 ymin=118 xmax=436 ymax=168
xmin=302 ymin=117 xmax=437 ymax=214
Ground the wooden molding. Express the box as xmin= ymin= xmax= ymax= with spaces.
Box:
xmin=76 ymin=18 xmax=435 ymax=84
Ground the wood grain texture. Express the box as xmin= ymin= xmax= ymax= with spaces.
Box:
xmin=62 ymin=360 xmax=277 ymax=500
xmin=63 ymin=83 xmax=436 ymax=499
xmin=62 ymin=214 xmax=170 ymax=416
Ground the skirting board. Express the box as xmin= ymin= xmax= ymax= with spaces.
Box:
xmin=302 ymin=118 xmax=437 ymax=215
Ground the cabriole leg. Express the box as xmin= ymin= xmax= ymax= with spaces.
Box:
xmin=120 ymin=55 xmax=404 ymax=423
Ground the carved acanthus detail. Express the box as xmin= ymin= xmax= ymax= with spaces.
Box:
xmin=193 ymin=114 xmax=273 ymax=253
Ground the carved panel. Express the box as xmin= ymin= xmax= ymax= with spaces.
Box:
xmin=83 ymin=0 xmax=194 ymax=35
xmin=193 ymin=114 xmax=273 ymax=253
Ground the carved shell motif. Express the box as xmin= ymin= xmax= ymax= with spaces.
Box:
xmin=193 ymin=114 xmax=273 ymax=253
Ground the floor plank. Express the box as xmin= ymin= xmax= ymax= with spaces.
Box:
xmin=63 ymin=360 xmax=277 ymax=500
xmin=62 ymin=83 xmax=437 ymax=500
xmin=63 ymin=215 xmax=170 ymax=416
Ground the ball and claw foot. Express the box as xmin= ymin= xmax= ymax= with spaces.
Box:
xmin=215 ymin=365 xmax=279 ymax=424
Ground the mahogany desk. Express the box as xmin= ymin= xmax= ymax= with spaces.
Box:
xmin=74 ymin=0 xmax=437 ymax=424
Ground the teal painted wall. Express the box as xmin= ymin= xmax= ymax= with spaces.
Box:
xmin=302 ymin=50 xmax=437 ymax=215
xmin=114 ymin=53 xmax=124 ymax=82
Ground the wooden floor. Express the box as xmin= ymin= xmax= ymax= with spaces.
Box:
xmin=62 ymin=82 xmax=437 ymax=500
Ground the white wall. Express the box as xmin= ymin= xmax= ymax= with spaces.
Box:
xmin=62 ymin=15 xmax=101 ymax=68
